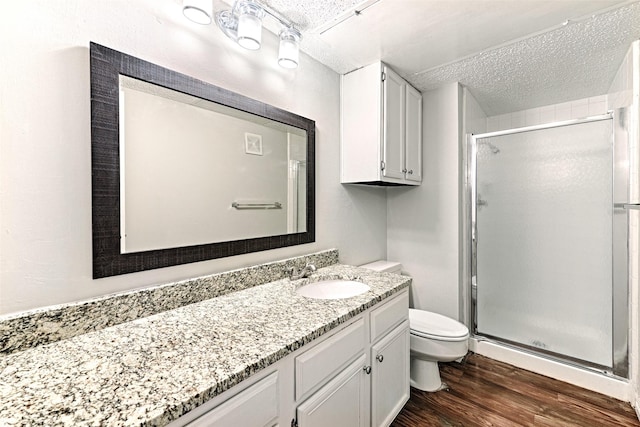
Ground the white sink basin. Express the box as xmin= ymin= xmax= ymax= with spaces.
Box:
xmin=296 ymin=280 xmax=370 ymax=300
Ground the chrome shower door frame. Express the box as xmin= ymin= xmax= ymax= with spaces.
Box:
xmin=466 ymin=111 xmax=630 ymax=378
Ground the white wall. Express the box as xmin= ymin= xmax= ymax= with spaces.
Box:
xmin=464 ymin=90 xmax=488 ymax=136
xmin=387 ymin=82 xmax=462 ymax=320
xmin=0 ymin=1 xmax=387 ymax=315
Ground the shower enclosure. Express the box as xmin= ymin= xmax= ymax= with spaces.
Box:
xmin=468 ymin=112 xmax=631 ymax=377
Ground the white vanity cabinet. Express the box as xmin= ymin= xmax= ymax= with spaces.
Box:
xmin=341 ymin=62 xmax=422 ymax=186
xmin=171 ymin=289 xmax=409 ymax=427
xmin=295 ymin=289 xmax=409 ymax=427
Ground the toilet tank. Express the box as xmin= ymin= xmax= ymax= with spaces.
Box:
xmin=360 ymin=260 xmax=402 ymax=274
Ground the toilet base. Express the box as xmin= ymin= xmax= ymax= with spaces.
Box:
xmin=410 ymin=358 xmax=444 ymax=392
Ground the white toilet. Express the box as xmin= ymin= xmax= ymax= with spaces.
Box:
xmin=360 ymin=260 xmax=470 ymax=392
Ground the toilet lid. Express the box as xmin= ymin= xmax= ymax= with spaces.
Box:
xmin=409 ymin=309 xmax=469 ymax=339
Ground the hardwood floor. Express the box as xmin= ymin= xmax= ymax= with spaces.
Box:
xmin=391 ymin=353 xmax=639 ymax=427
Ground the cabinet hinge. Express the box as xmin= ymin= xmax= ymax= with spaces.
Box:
xmin=380 ymin=160 xmax=385 ymax=171
xmin=291 ymin=418 xmax=298 ymax=427
xmin=381 ymin=71 xmax=386 ymax=82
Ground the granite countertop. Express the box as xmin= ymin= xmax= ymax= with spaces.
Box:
xmin=0 ymin=264 xmax=410 ymax=426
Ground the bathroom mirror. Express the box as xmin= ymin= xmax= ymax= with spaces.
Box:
xmin=90 ymin=43 xmax=315 ymax=278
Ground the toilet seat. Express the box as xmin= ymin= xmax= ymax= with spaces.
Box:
xmin=409 ymin=309 xmax=469 ymax=342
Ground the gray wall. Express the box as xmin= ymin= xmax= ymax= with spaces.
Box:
xmin=387 ymin=82 xmax=463 ymax=319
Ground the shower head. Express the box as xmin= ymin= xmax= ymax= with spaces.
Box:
xmin=480 ymin=141 xmax=501 ymax=154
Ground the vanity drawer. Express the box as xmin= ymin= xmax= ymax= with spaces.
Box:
xmin=295 ymin=318 xmax=366 ymax=400
xmin=186 ymin=372 xmax=278 ymax=427
xmin=370 ymin=290 xmax=409 ymax=343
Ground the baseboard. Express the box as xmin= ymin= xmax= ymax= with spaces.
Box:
xmin=470 ymin=339 xmax=631 ymax=402
xmin=635 ymin=398 xmax=640 ymax=421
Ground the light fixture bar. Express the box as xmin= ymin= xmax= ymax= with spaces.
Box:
xmin=314 ymin=0 xmax=380 ymax=35
xmin=257 ymin=1 xmax=295 ymax=29
xmin=213 ymin=0 xmax=303 ymax=68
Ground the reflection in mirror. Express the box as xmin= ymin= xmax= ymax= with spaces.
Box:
xmin=119 ymin=76 xmax=307 ymax=253
xmin=90 ymin=42 xmax=315 ymax=278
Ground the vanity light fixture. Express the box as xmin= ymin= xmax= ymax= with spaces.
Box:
xmin=195 ymin=0 xmax=302 ymax=69
xmin=278 ymin=27 xmax=301 ymax=69
xmin=236 ymin=1 xmax=265 ymax=50
xmin=182 ymin=0 xmax=213 ymax=25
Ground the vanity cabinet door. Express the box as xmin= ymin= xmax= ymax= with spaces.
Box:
xmin=371 ymin=321 xmax=410 ymax=427
xmin=296 ymin=354 xmax=369 ymax=427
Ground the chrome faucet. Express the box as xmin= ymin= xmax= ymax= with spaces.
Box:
xmin=289 ymin=263 xmax=317 ymax=280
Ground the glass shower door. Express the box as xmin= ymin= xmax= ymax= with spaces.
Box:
xmin=473 ymin=118 xmax=614 ymax=367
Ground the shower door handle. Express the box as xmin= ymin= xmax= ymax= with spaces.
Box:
xmin=614 ymin=203 xmax=640 ymax=210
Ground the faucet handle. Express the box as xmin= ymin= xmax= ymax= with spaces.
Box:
xmin=288 ymin=263 xmax=316 ymax=280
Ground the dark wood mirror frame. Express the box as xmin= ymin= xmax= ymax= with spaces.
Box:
xmin=90 ymin=42 xmax=315 ymax=278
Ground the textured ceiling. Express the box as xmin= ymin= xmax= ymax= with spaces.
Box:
xmin=261 ymin=0 xmax=365 ymax=32
xmin=251 ymin=0 xmax=640 ymax=116
xmin=411 ymin=2 xmax=640 ymax=115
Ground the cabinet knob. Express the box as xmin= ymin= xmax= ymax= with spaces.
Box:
xmin=363 ymin=365 xmax=372 ymax=375
xmin=376 ymin=354 xmax=384 ymax=363
xmin=408 ymin=170 xmax=413 ymax=175
xmin=402 ymin=168 xmax=407 ymax=173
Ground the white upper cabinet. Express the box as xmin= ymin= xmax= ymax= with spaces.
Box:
xmin=341 ymin=62 xmax=422 ymax=186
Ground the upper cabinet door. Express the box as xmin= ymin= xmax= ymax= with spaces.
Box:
xmin=404 ymin=84 xmax=422 ymax=183
xmin=382 ymin=67 xmax=406 ymax=180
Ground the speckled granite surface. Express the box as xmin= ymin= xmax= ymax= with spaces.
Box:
xmin=0 ymin=250 xmax=339 ymax=354
xmin=0 ymin=263 xmax=409 ymax=426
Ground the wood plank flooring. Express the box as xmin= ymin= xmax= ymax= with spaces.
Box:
xmin=391 ymin=353 xmax=639 ymax=427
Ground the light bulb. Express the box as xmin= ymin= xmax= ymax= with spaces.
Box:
xmin=236 ymin=1 xmax=264 ymax=50
xmin=278 ymin=28 xmax=301 ymax=69
xmin=182 ymin=0 xmax=213 ymax=25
